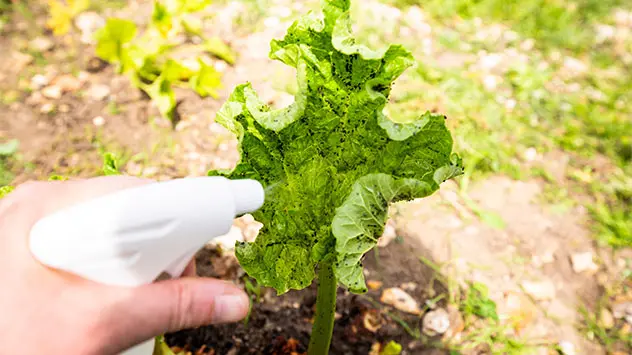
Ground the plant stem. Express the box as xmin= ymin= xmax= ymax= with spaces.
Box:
xmin=308 ymin=261 xmax=337 ymax=355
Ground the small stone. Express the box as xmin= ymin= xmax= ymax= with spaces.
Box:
xmin=41 ymin=85 xmax=62 ymax=99
xmin=595 ymin=24 xmax=617 ymax=43
xmin=405 ymin=6 xmax=431 ymax=36
xmin=521 ymin=280 xmax=556 ymax=301
xmin=523 ymin=147 xmax=538 ymax=162
xmin=87 ymin=84 xmax=111 ymax=101
xmin=26 ymin=92 xmax=44 ymax=106
xmin=10 ymin=51 xmax=34 ymax=72
xmin=75 ymin=12 xmax=105 ymax=44
xmin=367 ymin=280 xmax=383 ymax=290
xmin=502 ymin=291 xmax=536 ymax=331
xmin=31 ymin=74 xmax=50 ymax=89
xmin=40 ymin=103 xmax=55 ymax=114
xmin=616 ymin=258 xmax=627 ymax=268
xmin=143 ymin=166 xmax=159 ymax=177
xmin=422 ymin=308 xmax=450 ymax=336
xmin=482 ymin=75 xmax=499 ymax=91
xmin=208 ymin=226 xmax=244 ymax=250
xmin=92 ymin=116 xmax=105 ymax=126
xmin=125 ymin=161 xmax=142 ymax=176
xmin=503 ymin=30 xmax=519 ymax=42
xmin=29 ymin=37 xmax=54 ymax=52
xmin=400 ymin=282 xmax=417 ymax=292
xmin=215 ymin=61 xmax=228 ymax=72
xmin=563 ymin=57 xmax=587 ymax=74
xmin=570 ymin=252 xmax=598 ymax=273
xmin=362 ymin=310 xmax=383 ymax=333
xmin=52 ymin=74 xmax=82 ymax=92
xmin=520 ymin=39 xmax=535 ymax=51
xmin=480 ymin=53 xmax=502 ymax=71
xmin=263 ymin=16 xmax=280 ymax=28
xmin=557 ymin=341 xmax=576 ymax=355
xmin=613 ymin=302 xmax=632 ymax=319
xmin=599 ymin=309 xmax=615 ymax=329
xmin=58 ymin=104 xmax=70 ymax=113
xmin=241 ymin=220 xmax=262 ymax=243
xmin=540 ymin=250 xmax=555 ymax=264
xmin=86 ymin=57 xmax=108 ymax=73
xmin=377 ymin=219 xmax=397 ymax=247
xmin=77 ymin=71 xmax=90 ymax=83
xmin=380 ymin=288 xmax=421 ymax=315
xmin=442 ymin=305 xmax=464 ymax=339
xmin=505 ymin=98 xmax=517 ymax=110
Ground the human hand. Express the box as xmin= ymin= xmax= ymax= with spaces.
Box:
xmin=0 ymin=176 xmax=250 ymax=355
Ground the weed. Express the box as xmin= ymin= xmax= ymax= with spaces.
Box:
xmin=106 ymin=101 xmax=122 ymax=115
xmin=387 ymin=0 xmax=630 ymax=52
xmin=242 ymin=276 xmax=261 ymax=327
xmin=579 ymin=300 xmax=632 ymax=352
xmin=0 ymin=139 xmax=18 ymax=186
xmin=462 ymin=282 xmax=498 ymax=321
xmin=416 ymin=255 xmax=541 ymax=353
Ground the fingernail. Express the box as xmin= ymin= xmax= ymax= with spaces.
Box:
xmin=212 ymin=293 xmax=249 ymax=324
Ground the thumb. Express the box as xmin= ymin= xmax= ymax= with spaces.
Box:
xmin=104 ymin=277 xmax=250 ymax=352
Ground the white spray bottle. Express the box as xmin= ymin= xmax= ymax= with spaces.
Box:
xmin=28 ymin=176 xmax=265 ymax=355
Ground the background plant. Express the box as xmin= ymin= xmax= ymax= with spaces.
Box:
xmin=46 ymin=0 xmax=89 ymax=35
xmin=95 ymin=0 xmax=233 ymax=124
xmin=0 ymin=139 xmax=19 ymax=187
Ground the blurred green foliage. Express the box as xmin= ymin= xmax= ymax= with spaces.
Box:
xmin=0 ymin=139 xmax=18 ymax=187
xmin=390 ymin=0 xmax=629 ymax=51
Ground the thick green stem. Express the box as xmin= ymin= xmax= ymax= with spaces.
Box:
xmin=308 ymin=261 xmax=337 ymax=355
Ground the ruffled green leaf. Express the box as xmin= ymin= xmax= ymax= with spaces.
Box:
xmin=209 ymin=0 xmax=462 ymax=294
xmin=204 ymin=37 xmax=236 ymax=65
xmin=151 ymin=1 xmax=172 ymax=37
xmin=165 ymin=0 xmax=211 ymax=14
xmin=141 ymin=63 xmax=177 ymax=122
xmin=332 ymin=174 xmax=435 ymax=293
xmin=95 ymin=18 xmax=137 ymax=65
xmin=189 ymin=59 xmax=222 ymax=98
xmin=102 ymin=152 xmax=120 ymax=176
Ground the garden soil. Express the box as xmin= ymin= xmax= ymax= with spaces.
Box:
xmin=166 ymin=240 xmax=444 ymax=355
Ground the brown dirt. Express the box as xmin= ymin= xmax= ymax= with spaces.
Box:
xmin=396 ymin=177 xmax=606 ymax=354
xmin=165 ymin=240 xmax=447 ymax=355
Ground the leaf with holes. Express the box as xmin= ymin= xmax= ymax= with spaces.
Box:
xmin=208 ymin=0 xmax=462 ymax=295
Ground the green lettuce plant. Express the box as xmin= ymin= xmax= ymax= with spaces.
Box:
xmin=94 ymin=0 xmax=231 ymax=124
xmin=208 ymin=0 xmax=462 ymax=353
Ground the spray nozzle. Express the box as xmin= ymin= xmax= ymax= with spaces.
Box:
xmin=229 ymin=179 xmax=265 ymax=215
